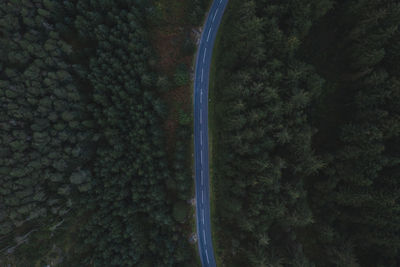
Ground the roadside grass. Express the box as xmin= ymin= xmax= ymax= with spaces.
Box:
xmin=149 ymin=1 xmax=213 ymax=266
xmin=208 ymin=2 xmax=231 ymax=266
xmin=189 ymin=77 xmax=201 ymax=267
xmin=185 ymin=1 xmax=219 ymax=266
xmin=189 ymin=1 xmax=214 ymax=266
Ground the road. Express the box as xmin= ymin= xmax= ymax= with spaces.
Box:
xmin=194 ymin=0 xmax=228 ymax=266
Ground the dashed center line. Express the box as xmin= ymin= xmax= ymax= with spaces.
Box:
xmin=207 ymin=28 xmax=212 ymax=42
xmin=196 ymin=1 xmax=227 ymax=266
xmin=212 ymin=9 xmax=218 ymax=22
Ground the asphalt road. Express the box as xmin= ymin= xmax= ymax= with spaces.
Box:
xmin=194 ymin=0 xmax=228 ymax=266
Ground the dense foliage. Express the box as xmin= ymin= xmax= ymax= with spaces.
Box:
xmin=0 ymin=1 xmax=94 ymax=262
xmin=304 ymin=1 xmax=400 ymax=265
xmin=2 ymin=0 xmax=400 ymax=265
xmin=0 ymin=0 xmax=204 ymax=266
xmin=212 ymin=0 xmax=400 ymax=266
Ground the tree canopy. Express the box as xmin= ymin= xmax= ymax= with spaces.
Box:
xmin=211 ymin=0 xmax=400 ymax=266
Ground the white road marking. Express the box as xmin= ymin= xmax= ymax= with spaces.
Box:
xmin=213 ymin=9 xmax=218 ymax=22
xmin=196 ymin=2 xmax=226 ymax=266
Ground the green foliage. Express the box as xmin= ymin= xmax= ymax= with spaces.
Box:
xmin=173 ymin=201 xmax=189 ymax=223
xmin=0 ymin=0 xmax=203 ymax=266
xmin=178 ymin=108 xmax=192 ymax=125
xmin=188 ymin=0 xmax=212 ymax=26
xmin=302 ymin=1 xmax=400 ymax=265
xmin=211 ymin=0 xmax=328 ymax=265
xmin=156 ymin=75 xmax=172 ymax=92
xmin=63 ymin=1 xmax=197 ymax=266
xmin=174 ymin=63 xmax=190 ymax=86
xmin=182 ymin=38 xmax=197 ymax=56
xmin=212 ymin=0 xmax=400 ymax=266
xmin=0 ymin=2 xmax=94 ymax=262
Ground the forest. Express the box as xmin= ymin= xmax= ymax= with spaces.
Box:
xmin=211 ymin=0 xmax=400 ymax=266
xmin=0 ymin=0 xmax=208 ymax=266
xmin=1 ymin=0 xmax=400 ymax=266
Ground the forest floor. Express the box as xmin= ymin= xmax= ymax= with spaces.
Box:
xmin=150 ymin=0 xmax=193 ymax=155
xmin=149 ymin=1 xmax=203 ymax=266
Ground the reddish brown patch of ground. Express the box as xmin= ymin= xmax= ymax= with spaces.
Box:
xmin=153 ymin=29 xmax=182 ymax=75
xmin=150 ymin=4 xmax=195 ymax=154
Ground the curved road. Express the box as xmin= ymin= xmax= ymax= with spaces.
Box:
xmin=194 ymin=0 xmax=228 ymax=266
